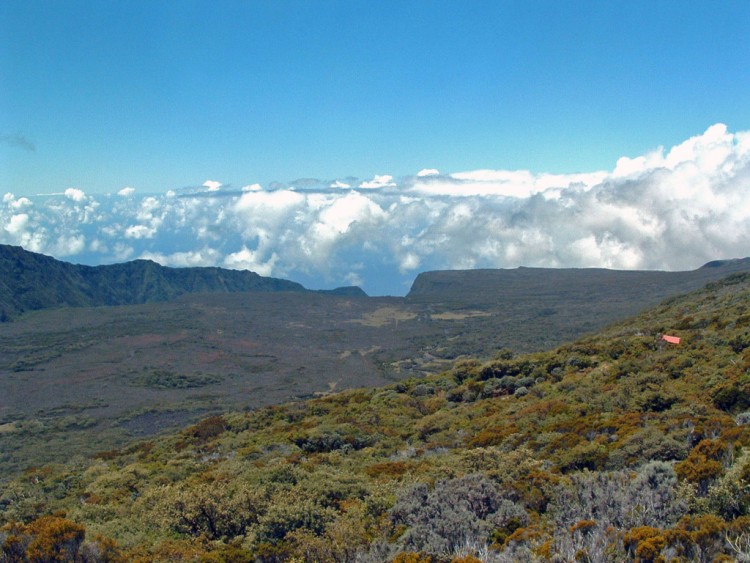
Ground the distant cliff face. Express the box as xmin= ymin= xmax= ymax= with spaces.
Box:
xmin=316 ymin=286 xmax=368 ymax=297
xmin=406 ymin=260 xmax=750 ymax=306
xmin=0 ymin=244 xmax=307 ymax=320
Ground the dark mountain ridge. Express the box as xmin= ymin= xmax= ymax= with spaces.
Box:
xmin=0 ymin=244 xmax=363 ymax=321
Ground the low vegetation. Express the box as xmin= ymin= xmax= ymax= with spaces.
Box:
xmin=2 ymin=273 xmax=750 ymax=561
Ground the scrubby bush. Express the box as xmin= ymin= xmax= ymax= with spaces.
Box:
xmin=176 ymin=416 xmax=226 ymax=451
xmin=675 ymin=438 xmax=729 ymax=494
xmin=482 ymin=379 xmax=504 ymax=398
xmin=516 ymin=376 xmax=535 ymax=389
xmin=487 ymin=499 xmax=529 ymax=546
xmin=494 ymin=376 xmax=515 ymax=393
xmin=698 ymin=452 xmax=750 ymax=519
xmin=412 ymin=384 xmax=435 ymax=397
xmin=389 ymin=474 xmax=527 ymax=558
xmin=254 ymin=494 xmax=336 ymax=545
xmin=1 ymin=515 xmax=86 ymax=562
xmin=627 ymin=461 xmax=685 ymax=527
xmin=452 ymin=359 xmax=482 ymax=383
xmin=151 ymin=482 xmax=265 ymax=540
xmin=292 ymin=425 xmax=375 ymax=453
xmin=638 ymin=390 xmax=678 ymax=412
xmin=550 ymin=462 xmax=685 ymax=531
xmin=545 ymin=464 xmax=687 ymax=562
xmin=713 ymin=383 xmax=750 ymax=412
xmin=553 ymin=520 xmax=621 ymax=563
xmin=606 ymin=427 xmax=688 ymax=469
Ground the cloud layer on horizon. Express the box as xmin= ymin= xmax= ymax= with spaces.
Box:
xmin=3 ymin=124 xmax=750 ymax=295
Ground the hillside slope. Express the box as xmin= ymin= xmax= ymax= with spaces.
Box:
xmin=0 ymin=244 xmax=308 ymax=320
xmin=2 ymin=273 xmax=749 ymax=561
xmin=4 ymin=257 xmax=750 ymax=478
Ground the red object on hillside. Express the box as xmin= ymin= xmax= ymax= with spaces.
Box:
xmin=662 ymin=335 xmax=681 ymax=344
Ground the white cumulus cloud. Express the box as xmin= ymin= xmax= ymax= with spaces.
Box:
xmin=64 ymin=187 xmax=86 ymax=202
xmin=203 ymin=180 xmax=222 ymax=191
xmin=223 ymin=246 xmax=278 ymax=277
xmin=5 ymin=213 xmax=30 ymax=235
xmin=140 ymin=248 xmax=222 ymax=268
xmin=360 ymin=174 xmax=396 ymax=189
xmin=49 ymin=234 xmax=86 ymax=257
xmin=124 ymin=224 xmax=157 ymax=239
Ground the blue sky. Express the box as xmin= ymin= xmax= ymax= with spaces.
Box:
xmin=2 ymin=2 xmax=750 ymax=295
xmin=2 ymin=1 xmax=748 ymax=195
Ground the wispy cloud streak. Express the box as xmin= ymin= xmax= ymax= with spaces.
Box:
xmin=0 ymin=133 xmax=35 ymax=152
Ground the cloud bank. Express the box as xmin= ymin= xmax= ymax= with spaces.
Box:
xmin=3 ymin=124 xmax=749 ymax=295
